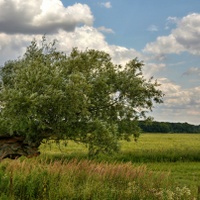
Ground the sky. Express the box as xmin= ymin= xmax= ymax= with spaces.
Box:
xmin=0 ymin=0 xmax=200 ymax=125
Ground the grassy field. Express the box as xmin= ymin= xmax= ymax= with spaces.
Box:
xmin=123 ymin=134 xmax=200 ymax=193
xmin=0 ymin=133 xmax=200 ymax=199
xmin=40 ymin=134 xmax=200 ymax=194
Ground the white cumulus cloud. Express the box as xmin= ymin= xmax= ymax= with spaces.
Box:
xmin=151 ymin=78 xmax=200 ymax=124
xmin=0 ymin=0 xmax=93 ymax=34
xmin=0 ymin=0 xmax=143 ymax=67
xmin=143 ymin=13 xmax=200 ymax=56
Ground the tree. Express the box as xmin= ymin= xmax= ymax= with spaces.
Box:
xmin=0 ymin=38 xmax=163 ymax=159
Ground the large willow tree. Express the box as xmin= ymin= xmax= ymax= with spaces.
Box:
xmin=0 ymin=38 xmax=163 ymax=159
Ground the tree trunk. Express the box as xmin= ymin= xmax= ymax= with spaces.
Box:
xmin=0 ymin=135 xmax=41 ymax=160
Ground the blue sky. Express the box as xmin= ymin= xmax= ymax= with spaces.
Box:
xmin=62 ymin=0 xmax=200 ymax=49
xmin=0 ymin=0 xmax=200 ymax=124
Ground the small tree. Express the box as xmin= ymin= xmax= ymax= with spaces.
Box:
xmin=0 ymin=38 xmax=163 ymax=159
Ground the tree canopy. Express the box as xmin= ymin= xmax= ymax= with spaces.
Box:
xmin=0 ymin=38 xmax=163 ymax=158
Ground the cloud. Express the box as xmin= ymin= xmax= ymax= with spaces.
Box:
xmin=173 ymin=13 xmax=200 ymax=55
xmin=151 ymin=78 xmax=200 ymax=124
xmin=100 ymin=2 xmax=112 ymax=9
xmin=143 ymin=13 xmax=200 ymax=56
xmin=108 ymin=46 xmax=143 ymax=65
xmin=147 ymin=25 xmax=158 ymax=32
xmin=142 ymin=13 xmax=200 ymax=124
xmin=0 ymin=0 xmax=166 ymax=76
xmin=158 ymin=78 xmax=191 ymax=107
xmin=158 ymin=78 xmax=200 ymax=109
xmin=0 ymin=0 xmax=143 ymax=69
xmin=143 ymin=34 xmax=184 ymax=55
xmin=0 ymin=33 xmax=36 ymax=65
xmin=52 ymin=26 xmax=143 ymax=66
xmin=0 ymin=0 xmax=93 ymax=34
xmin=165 ymin=16 xmax=179 ymax=30
xmin=97 ymin=26 xmax=114 ymax=34
xmin=182 ymin=67 xmax=200 ymax=76
xmin=0 ymin=25 xmax=141 ymax=67
xmin=52 ymin=26 xmax=108 ymax=52
xmin=143 ymin=62 xmax=166 ymax=78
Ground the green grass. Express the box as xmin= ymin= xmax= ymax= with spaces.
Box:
xmin=118 ymin=133 xmax=200 ymax=162
xmin=39 ymin=133 xmax=200 ymax=164
xmin=39 ymin=133 xmax=200 ymax=197
xmin=122 ymin=133 xmax=200 ymax=152
xmin=119 ymin=134 xmax=200 ymax=195
xmin=146 ymin=162 xmax=200 ymax=193
xmin=0 ymin=133 xmax=200 ymax=199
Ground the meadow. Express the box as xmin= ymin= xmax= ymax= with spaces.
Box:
xmin=0 ymin=133 xmax=200 ymax=200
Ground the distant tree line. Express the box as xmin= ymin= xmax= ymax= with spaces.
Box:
xmin=138 ymin=121 xmax=200 ymax=133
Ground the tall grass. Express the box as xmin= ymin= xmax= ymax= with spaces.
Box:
xmin=1 ymin=133 xmax=200 ymax=199
xmin=0 ymin=157 xmax=195 ymax=200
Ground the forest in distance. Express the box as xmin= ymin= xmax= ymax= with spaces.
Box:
xmin=138 ymin=121 xmax=200 ymax=133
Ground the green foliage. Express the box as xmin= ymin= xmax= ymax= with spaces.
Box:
xmin=139 ymin=121 xmax=200 ymax=133
xmin=0 ymin=37 xmax=163 ymax=155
